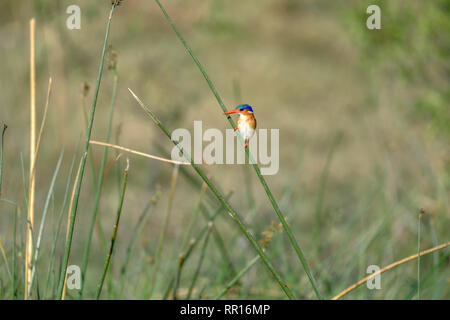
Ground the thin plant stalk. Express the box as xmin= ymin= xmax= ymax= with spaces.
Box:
xmin=12 ymin=202 xmax=18 ymax=299
xmin=60 ymin=155 xmax=83 ymax=300
xmin=187 ymin=222 xmax=212 ymax=299
xmin=172 ymin=239 xmax=196 ymax=300
xmin=26 ymin=74 xmax=52 ymax=298
xmin=119 ymin=189 xmax=161 ymax=297
xmin=27 ymin=149 xmax=64 ymax=298
xmin=153 ymin=0 xmax=322 ymax=299
xmin=96 ymin=159 xmax=129 ymax=299
xmin=215 ymin=255 xmax=260 ymax=299
xmin=181 ymin=182 xmax=207 ymax=251
xmin=313 ymin=133 xmax=342 ymax=250
xmin=56 ymin=1 xmax=119 ymax=299
xmin=0 ymin=238 xmax=12 ymax=281
xmin=332 ymin=241 xmax=450 ymax=300
xmin=35 ymin=78 xmax=52 ymax=158
xmin=90 ymin=140 xmax=190 ymax=165
xmin=417 ymin=209 xmax=424 ymax=300
xmin=20 ymin=153 xmax=28 ymax=208
xmin=80 ymin=70 xmax=119 ymax=298
xmin=0 ymin=124 xmax=7 ymax=196
xmin=199 ymin=203 xmax=236 ymax=278
xmin=44 ymin=138 xmax=81 ymax=298
xmin=162 ymin=192 xmax=233 ymax=300
xmin=25 ymin=18 xmax=36 ymax=299
xmin=149 ymin=164 xmax=180 ymax=299
xmin=81 ymin=90 xmax=98 ymax=189
xmin=129 ymin=88 xmax=295 ymax=299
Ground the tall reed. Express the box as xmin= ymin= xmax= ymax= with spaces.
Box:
xmin=96 ymin=159 xmax=129 ymax=299
xmin=215 ymin=255 xmax=260 ymax=299
xmin=0 ymin=124 xmax=7 ymax=196
xmin=417 ymin=208 xmax=424 ymax=299
xmin=119 ymin=188 xmax=161 ymax=297
xmin=153 ymin=0 xmax=322 ymax=299
xmin=44 ymin=138 xmax=81 ymax=298
xmin=80 ymin=62 xmax=119 ymax=298
xmin=56 ymin=1 xmax=120 ymax=299
xmin=172 ymin=239 xmax=196 ymax=300
xmin=0 ymin=199 xmax=20 ymax=299
xmin=129 ymin=88 xmax=295 ymax=299
xmin=186 ymin=222 xmax=212 ymax=299
xmin=149 ymin=164 xmax=180 ymax=298
xmin=25 ymin=18 xmax=36 ymax=299
xmin=27 ymin=150 xmax=64 ymax=298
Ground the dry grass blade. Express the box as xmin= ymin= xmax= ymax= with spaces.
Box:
xmin=90 ymin=140 xmax=190 ymax=165
xmin=61 ymin=155 xmax=83 ymax=300
xmin=25 ymin=18 xmax=36 ymax=299
xmin=35 ymin=77 xmax=52 ymax=156
xmin=332 ymin=241 xmax=450 ymax=300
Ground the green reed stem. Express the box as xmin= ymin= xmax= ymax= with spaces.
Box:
xmin=181 ymin=182 xmax=207 ymax=251
xmin=199 ymin=204 xmax=236 ymax=278
xmin=56 ymin=2 xmax=118 ymax=299
xmin=96 ymin=159 xmax=129 ymax=299
xmin=0 ymin=199 xmax=18 ymax=298
xmin=0 ymin=124 xmax=6 ymax=196
xmin=81 ymin=94 xmax=98 ymax=190
xmin=119 ymin=189 xmax=161 ymax=297
xmin=154 ymin=0 xmax=321 ymax=299
xmin=187 ymin=222 xmax=212 ymax=299
xmin=417 ymin=210 xmax=423 ymax=300
xmin=12 ymin=202 xmax=18 ymax=299
xmin=162 ymin=192 xmax=233 ymax=300
xmin=172 ymin=239 xmax=196 ymax=300
xmin=80 ymin=70 xmax=118 ymax=298
xmin=233 ymin=80 xmax=254 ymax=209
xmin=129 ymin=88 xmax=295 ymax=299
xmin=149 ymin=164 xmax=180 ymax=299
xmin=215 ymin=255 xmax=260 ymax=299
xmin=313 ymin=133 xmax=342 ymax=252
xmin=28 ymin=149 xmax=64 ymax=298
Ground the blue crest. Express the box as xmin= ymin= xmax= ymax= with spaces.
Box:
xmin=237 ymin=104 xmax=253 ymax=113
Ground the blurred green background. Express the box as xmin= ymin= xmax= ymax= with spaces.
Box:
xmin=0 ymin=0 xmax=448 ymax=299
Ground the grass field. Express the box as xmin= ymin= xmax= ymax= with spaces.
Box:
xmin=0 ymin=0 xmax=448 ymax=300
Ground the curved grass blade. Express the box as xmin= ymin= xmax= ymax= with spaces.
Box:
xmin=27 ymin=149 xmax=64 ymax=298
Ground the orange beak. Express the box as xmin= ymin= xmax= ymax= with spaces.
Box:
xmin=224 ymin=109 xmax=240 ymax=115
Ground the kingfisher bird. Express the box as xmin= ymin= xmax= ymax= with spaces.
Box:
xmin=224 ymin=104 xmax=257 ymax=148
